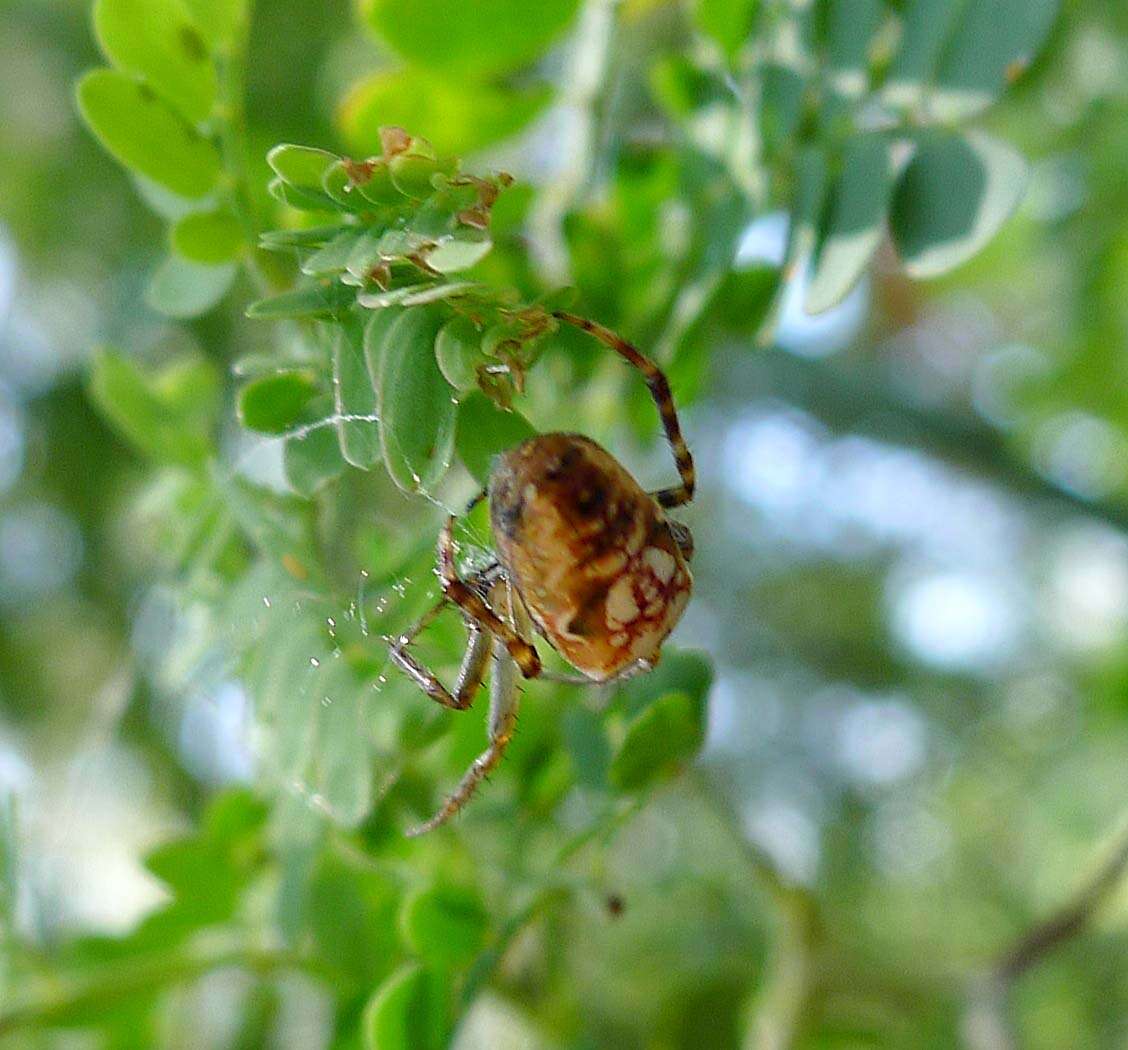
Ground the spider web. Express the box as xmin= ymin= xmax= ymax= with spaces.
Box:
xmin=202 ymin=399 xmax=500 ymax=831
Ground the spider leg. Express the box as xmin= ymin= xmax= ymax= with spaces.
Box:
xmin=389 ymin=608 xmax=491 ymax=710
xmin=407 ymin=582 xmax=528 ymax=836
xmin=552 ymin=311 xmax=695 ymax=509
xmin=387 ymin=561 xmax=502 ymax=710
xmin=437 ymin=515 xmax=542 ymax=679
xmin=540 ymin=658 xmax=653 ymax=687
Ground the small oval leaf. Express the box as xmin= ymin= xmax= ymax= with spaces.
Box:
xmin=362 ymin=964 xmax=449 ymax=1050
xmin=400 ymin=883 xmax=488 ymax=970
xmin=77 ymin=68 xmax=222 ymax=198
xmin=245 ymin=283 xmax=356 ymax=320
xmin=145 ymin=255 xmax=235 ymax=318
xmin=804 ymin=133 xmax=897 ymax=315
xmin=170 ymin=210 xmax=243 ymax=263
xmin=890 ymin=130 xmax=1028 ymax=279
xmin=267 ymin=144 xmax=340 ymax=190
xmin=237 ymin=371 xmax=319 ymax=434
xmin=284 ymin=415 xmax=346 ymax=497
xmin=378 ymin=307 xmax=456 ymax=492
xmin=609 ymin=691 xmax=705 ymax=793
xmin=93 ymin=0 xmax=217 ymax=123
xmin=455 ymin=391 xmax=535 ymax=484
xmin=435 ymin=315 xmax=486 ymax=391
xmin=333 ymin=324 xmax=381 ymax=468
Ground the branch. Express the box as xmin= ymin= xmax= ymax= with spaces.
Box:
xmin=963 ymin=818 xmax=1128 ymax=1050
xmin=741 ymin=350 xmax=1128 ymax=533
xmin=1000 ymin=821 xmax=1128 ymax=982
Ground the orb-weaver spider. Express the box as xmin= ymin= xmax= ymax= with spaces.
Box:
xmin=390 ymin=312 xmax=695 ymax=835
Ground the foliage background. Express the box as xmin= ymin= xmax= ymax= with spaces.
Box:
xmin=2 ymin=0 xmax=1128 ymax=1047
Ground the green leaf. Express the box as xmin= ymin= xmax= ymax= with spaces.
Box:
xmin=246 ymin=283 xmax=356 ymax=320
xmin=426 ymin=238 xmax=492 ymax=274
xmin=321 ymin=160 xmax=366 ymax=208
xmin=358 ymin=0 xmax=580 ymax=78
xmin=788 ymin=147 xmax=829 ymax=260
xmin=931 ymin=0 xmax=1058 ymax=120
xmin=170 ymin=210 xmax=243 ymax=263
xmin=890 ymin=130 xmax=1028 ymax=279
xmin=883 ymin=0 xmax=963 ymax=109
xmin=364 ymin=306 xmax=404 ymax=389
xmin=378 ymin=307 xmax=456 ymax=493
xmin=370 ymin=281 xmax=480 ymax=309
xmin=388 ymin=146 xmax=442 ymax=201
xmin=617 ymin=648 xmax=714 ymax=718
xmin=76 ymin=68 xmax=221 ymax=198
xmin=237 ymin=371 xmax=319 ymax=434
xmin=455 ymin=392 xmax=535 ymax=484
xmin=400 ymin=883 xmax=489 ymax=970
xmin=609 ymin=691 xmax=705 ymax=792
xmin=259 ymin=225 xmax=344 ymax=250
xmin=362 ymin=964 xmax=449 ymax=1050
xmin=145 ymin=254 xmax=236 ymax=318
xmin=93 ymin=0 xmax=216 ymax=123
xmin=333 ymin=323 xmax=381 ymax=468
xmin=87 ymin=347 xmax=212 ymax=465
xmin=284 ymin=415 xmax=347 ymax=497
xmin=435 ymin=315 xmax=486 ymax=391
xmin=826 ymin=0 xmax=882 ymax=101
xmin=693 ymin=0 xmax=758 ymax=61
xmin=301 ymin=230 xmax=366 ymax=278
xmin=804 ymin=134 xmax=896 ymax=315
xmin=154 ymin=355 xmax=222 ymax=431
xmin=340 ymin=69 xmax=552 ymax=158
xmin=179 ymin=0 xmax=247 ymax=51
xmin=268 ymin=176 xmax=345 ymax=214
xmin=267 ymin=144 xmax=340 ymax=190
xmin=307 ymin=854 xmax=400 ymax=986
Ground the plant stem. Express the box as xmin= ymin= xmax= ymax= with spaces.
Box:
xmin=213 ymin=5 xmax=271 ymax=294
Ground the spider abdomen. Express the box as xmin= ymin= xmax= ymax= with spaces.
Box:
xmin=488 ymin=433 xmax=692 ymax=681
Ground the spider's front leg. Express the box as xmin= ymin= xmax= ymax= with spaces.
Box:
xmin=388 ymin=599 xmax=491 ymax=710
xmin=437 ymin=515 xmax=542 ymax=679
xmin=407 ymin=580 xmax=529 ymax=837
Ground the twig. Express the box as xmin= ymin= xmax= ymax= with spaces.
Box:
xmin=735 ymin=349 xmax=1128 ymax=535
xmin=963 ymin=818 xmax=1128 ymax=1050
xmin=997 ymin=824 xmax=1128 ymax=982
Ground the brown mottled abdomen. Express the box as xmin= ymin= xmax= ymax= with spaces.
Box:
xmin=489 ymin=433 xmax=692 ymax=681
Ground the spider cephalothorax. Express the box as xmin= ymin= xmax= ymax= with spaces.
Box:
xmin=390 ymin=312 xmax=695 ymax=835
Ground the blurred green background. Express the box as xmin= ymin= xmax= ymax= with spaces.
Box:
xmin=2 ymin=0 xmax=1128 ymax=1047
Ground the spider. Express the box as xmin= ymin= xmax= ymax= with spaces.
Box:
xmin=389 ymin=311 xmax=695 ymax=836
